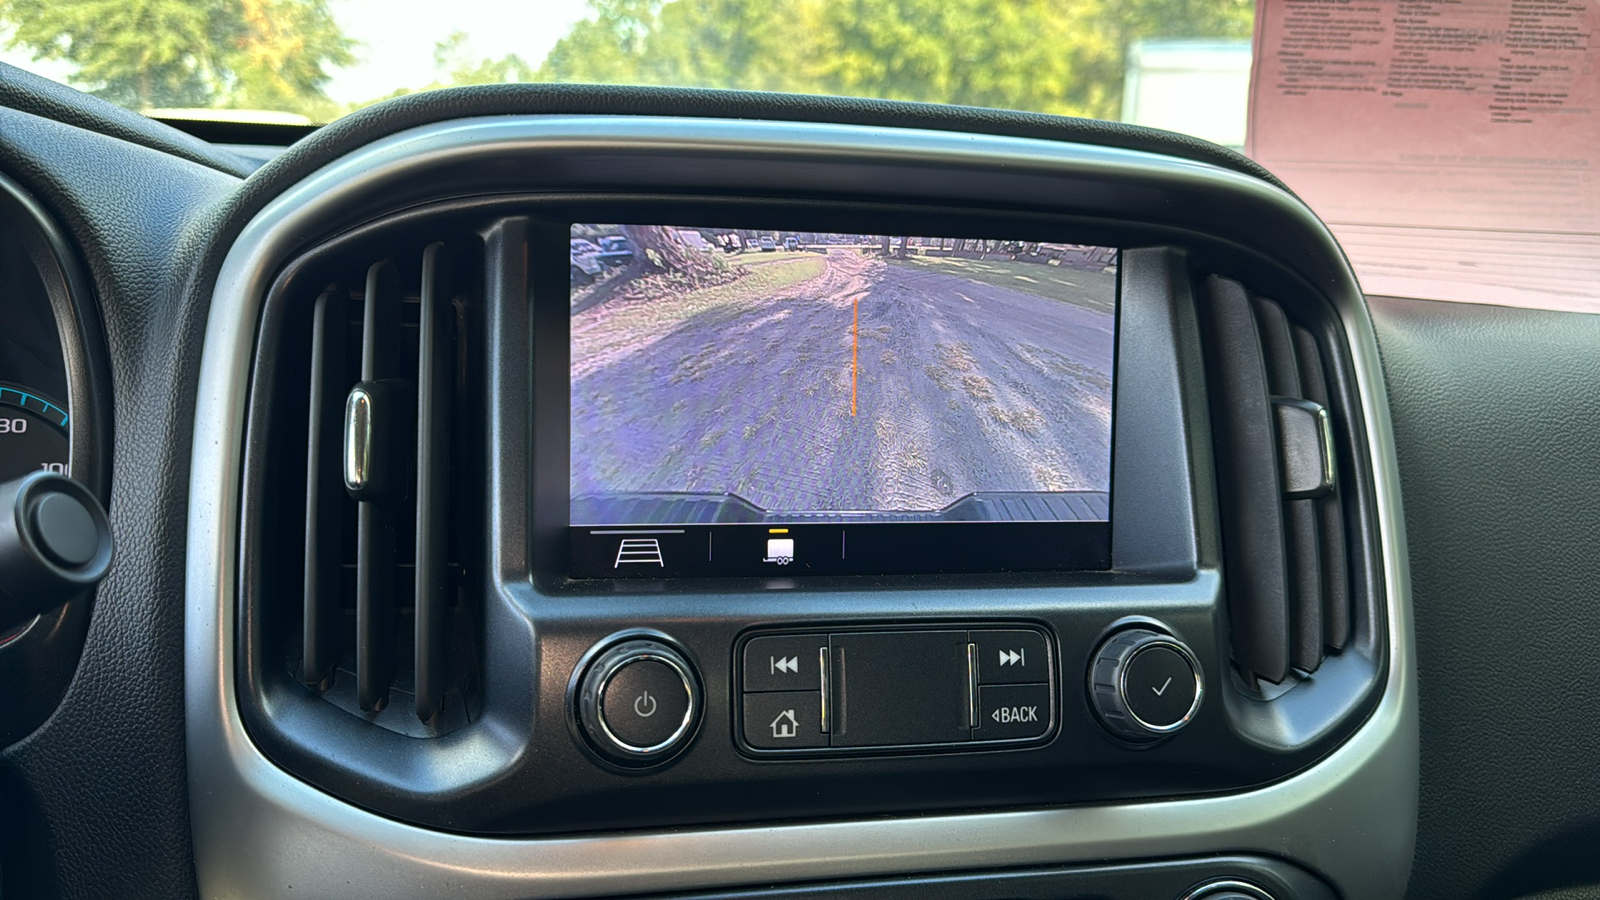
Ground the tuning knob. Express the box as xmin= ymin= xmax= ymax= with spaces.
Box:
xmin=1088 ymin=627 xmax=1203 ymax=742
xmin=0 ymin=472 xmax=113 ymax=629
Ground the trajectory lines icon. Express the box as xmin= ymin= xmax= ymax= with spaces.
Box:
xmin=614 ymin=538 xmax=664 ymax=567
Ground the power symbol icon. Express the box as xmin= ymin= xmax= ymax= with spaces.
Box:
xmin=633 ymin=690 xmax=658 ymax=718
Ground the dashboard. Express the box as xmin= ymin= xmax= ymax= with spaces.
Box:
xmin=0 ymin=69 xmax=1596 ymax=900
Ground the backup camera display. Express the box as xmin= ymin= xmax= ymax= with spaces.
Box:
xmin=568 ymin=224 xmax=1117 ymax=577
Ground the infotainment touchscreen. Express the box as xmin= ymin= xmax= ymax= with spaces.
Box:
xmin=568 ymin=225 xmax=1117 ymax=577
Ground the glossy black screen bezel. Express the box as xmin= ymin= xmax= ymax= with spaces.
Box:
xmin=552 ymin=213 xmax=1121 ymax=580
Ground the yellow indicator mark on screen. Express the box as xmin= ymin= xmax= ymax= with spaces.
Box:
xmin=768 ymin=528 xmax=789 ymax=534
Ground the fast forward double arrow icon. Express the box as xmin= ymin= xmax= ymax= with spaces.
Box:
xmin=999 ymin=649 xmax=1025 ymax=666
xmin=770 ymin=655 xmax=799 ymax=675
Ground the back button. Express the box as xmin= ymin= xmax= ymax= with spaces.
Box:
xmin=975 ymin=683 xmax=1051 ymax=741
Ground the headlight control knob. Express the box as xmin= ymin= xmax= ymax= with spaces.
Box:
xmin=1088 ymin=627 xmax=1203 ymax=742
xmin=576 ymin=637 xmax=701 ymax=766
xmin=0 ymin=472 xmax=112 ymax=630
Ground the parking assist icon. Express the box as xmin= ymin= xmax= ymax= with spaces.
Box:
xmin=614 ymin=538 xmax=664 ymax=567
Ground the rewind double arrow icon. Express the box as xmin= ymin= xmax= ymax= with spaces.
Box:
xmin=770 ymin=655 xmax=800 ymax=675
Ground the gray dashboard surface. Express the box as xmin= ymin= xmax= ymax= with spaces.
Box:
xmin=0 ymin=74 xmax=1418 ymax=898
xmin=1372 ymin=296 xmax=1600 ymax=900
xmin=0 ymin=79 xmax=1286 ymax=898
xmin=187 ymin=115 xmax=1415 ymax=899
xmin=0 ymin=62 xmax=253 ymax=178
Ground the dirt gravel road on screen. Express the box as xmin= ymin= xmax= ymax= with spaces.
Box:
xmin=571 ymin=249 xmax=1114 ymax=514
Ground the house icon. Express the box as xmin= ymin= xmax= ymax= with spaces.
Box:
xmin=770 ymin=708 xmax=800 ymax=739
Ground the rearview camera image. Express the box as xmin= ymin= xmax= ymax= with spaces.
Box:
xmin=570 ymin=225 xmax=1116 ymax=526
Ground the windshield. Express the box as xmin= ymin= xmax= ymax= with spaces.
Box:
xmin=0 ymin=0 xmax=1254 ymax=143
xmin=1 ymin=0 xmax=1594 ymax=314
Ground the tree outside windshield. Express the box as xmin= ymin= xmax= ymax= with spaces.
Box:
xmin=0 ymin=0 xmax=1253 ymax=133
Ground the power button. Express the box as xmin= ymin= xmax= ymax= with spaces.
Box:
xmin=576 ymin=638 xmax=701 ymax=766
xmin=601 ymin=659 xmax=692 ymax=749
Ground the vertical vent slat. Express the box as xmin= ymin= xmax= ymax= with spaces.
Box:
xmin=1293 ymin=324 xmax=1352 ymax=650
xmin=414 ymin=243 xmax=453 ymax=723
xmin=1199 ymin=271 xmax=1362 ymax=686
xmin=301 ymin=287 xmax=345 ymax=690
xmin=1199 ymin=276 xmax=1291 ymax=684
xmin=355 ymin=259 xmax=404 ymax=711
xmin=1254 ymin=298 xmax=1325 ymax=674
xmin=278 ymin=234 xmax=478 ymax=737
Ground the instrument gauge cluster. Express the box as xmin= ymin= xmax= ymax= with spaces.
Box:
xmin=0 ymin=382 xmax=70 ymax=483
xmin=0 ymin=168 xmax=107 ymax=746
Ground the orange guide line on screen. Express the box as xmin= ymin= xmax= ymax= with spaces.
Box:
xmin=851 ymin=296 xmax=859 ymax=417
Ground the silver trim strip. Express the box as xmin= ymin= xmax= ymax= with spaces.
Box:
xmin=1180 ymin=879 xmax=1277 ymax=900
xmin=967 ymin=642 xmax=979 ymax=729
xmin=819 ymin=644 xmax=831 ymax=733
xmin=187 ymin=115 xmax=1414 ymax=899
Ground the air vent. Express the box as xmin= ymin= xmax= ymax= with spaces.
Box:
xmin=280 ymin=240 xmax=481 ymax=734
xmin=1198 ymin=275 xmax=1356 ymax=686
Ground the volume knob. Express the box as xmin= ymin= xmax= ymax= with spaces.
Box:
xmin=1088 ymin=628 xmax=1203 ymax=742
xmin=575 ymin=638 xmax=701 ymax=767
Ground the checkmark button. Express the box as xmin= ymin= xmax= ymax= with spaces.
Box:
xmin=1123 ymin=644 xmax=1198 ymax=730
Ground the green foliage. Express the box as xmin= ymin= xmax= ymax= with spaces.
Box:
xmin=806 ymin=0 xmax=1118 ymax=115
xmin=228 ymin=0 xmax=354 ymax=119
xmin=537 ymin=0 xmax=661 ymax=86
xmin=538 ymin=0 xmax=1253 ymax=119
xmin=0 ymin=0 xmax=352 ymax=117
xmin=1 ymin=0 xmax=217 ymax=108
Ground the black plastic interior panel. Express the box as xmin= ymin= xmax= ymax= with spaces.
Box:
xmin=0 ymin=62 xmax=254 ymax=178
xmin=635 ymin=856 xmax=1335 ymax=900
xmin=1372 ymin=296 xmax=1600 ymax=900
xmin=0 ymin=105 xmax=236 ymax=899
xmin=1198 ymin=276 xmax=1290 ymax=683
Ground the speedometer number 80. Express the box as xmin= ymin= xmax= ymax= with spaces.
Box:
xmin=0 ymin=387 xmax=70 ymax=483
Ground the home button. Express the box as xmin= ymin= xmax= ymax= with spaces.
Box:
xmin=742 ymin=691 xmax=826 ymax=749
xmin=577 ymin=637 xmax=701 ymax=766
